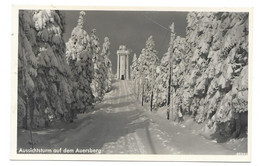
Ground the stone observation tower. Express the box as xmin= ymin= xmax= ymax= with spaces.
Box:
xmin=116 ymin=45 xmax=130 ymax=80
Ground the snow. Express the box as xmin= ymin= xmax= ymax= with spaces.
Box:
xmin=17 ymin=80 xmax=246 ymax=154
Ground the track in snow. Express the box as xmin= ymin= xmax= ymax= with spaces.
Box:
xmin=46 ymin=80 xmax=236 ymax=154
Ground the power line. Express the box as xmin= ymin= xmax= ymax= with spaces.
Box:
xmin=144 ymin=12 xmax=172 ymax=53
xmin=144 ymin=14 xmax=172 ymax=33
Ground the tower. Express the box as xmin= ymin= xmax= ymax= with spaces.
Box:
xmin=117 ymin=45 xmax=130 ymax=80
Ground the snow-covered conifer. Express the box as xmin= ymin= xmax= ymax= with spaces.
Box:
xmin=154 ymin=22 xmax=188 ymax=109
xmin=137 ymin=36 xmax=159 ymax=102
xmin=171 ymin=12 xmax=249 ymax=139
xmin=130 ymin=53 xmax=138 ymax=80
xmin=90 ymin=29 xmax=107 ymax=101
xmin=102 ymin=37 xmax=113 ymax=92
xmin=65 ymin=11 xmax=95 ymax=115
xmin=18 ymin=10 xmax=75 ymax=128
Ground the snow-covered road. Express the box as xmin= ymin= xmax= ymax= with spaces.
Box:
xmin=46 ymin=80 xmax=237 ymax=154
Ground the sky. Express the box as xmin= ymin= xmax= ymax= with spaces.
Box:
xmin=63 ymin=10 xmax=188 ymax=73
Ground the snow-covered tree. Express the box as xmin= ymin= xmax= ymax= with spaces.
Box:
xmin=102 ymin=37 xmax=113 ymax=92
xmin=90 ymin=29 xmax=106 ymax=102
xmin=137 ymin=36 xmax=159 ymax=102
xmin=130 ymin=53 xmax=138 ymax=80
xmin=154 ymin=22 xmax=188 ymax=110
xmin=169 ymin=12 xmax=249 ymax=140
xmin=153 ymin=23 xmax=176 ymax=107
xmin=65 ymin=11 xmax=95 ymax=115
xmin=18 ymin=10 xmax=75 ymax=128
xmin=152 ymin=13 xmax=248 ymax=140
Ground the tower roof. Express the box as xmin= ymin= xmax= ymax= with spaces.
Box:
xmin=117 ymin=45 xmax=130 ymax=55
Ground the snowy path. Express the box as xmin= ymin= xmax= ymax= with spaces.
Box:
xmin=48 ymin=80 xmax=236 ymax=154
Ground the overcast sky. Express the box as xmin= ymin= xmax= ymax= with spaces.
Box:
xmin=63 ymin=10 xmax=188 ymax=73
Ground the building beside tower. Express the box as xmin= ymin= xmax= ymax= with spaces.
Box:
xmin=117 ymin=45 xmax=130 ymax=80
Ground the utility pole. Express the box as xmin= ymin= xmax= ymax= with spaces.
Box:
xmin=167 ymin=22 xmax=175 ymax=120
xmin=150 ymin=66 xmax=154 ymax=112
xmin=167 ymin=61 xmax=172 ymax=120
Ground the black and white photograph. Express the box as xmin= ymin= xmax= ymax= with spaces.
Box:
xmin=11 ymin=6 xmax=251 ymax=161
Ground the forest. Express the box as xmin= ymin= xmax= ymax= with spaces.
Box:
xmin=17 ymin=10 xmax=248 ymax=147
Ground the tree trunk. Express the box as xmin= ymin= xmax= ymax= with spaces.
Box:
xmin=150 ymin=91 xmax=153 ymax=112
xmin=30 ymin=97 xmax=35 ymax=129
xmin=231 ymin=114 xmax=241 ymax=138
xmin=142 ymin=82 xmax=144 ymax=106
xmin=24 ymin=96 xmax=29 ymax=129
